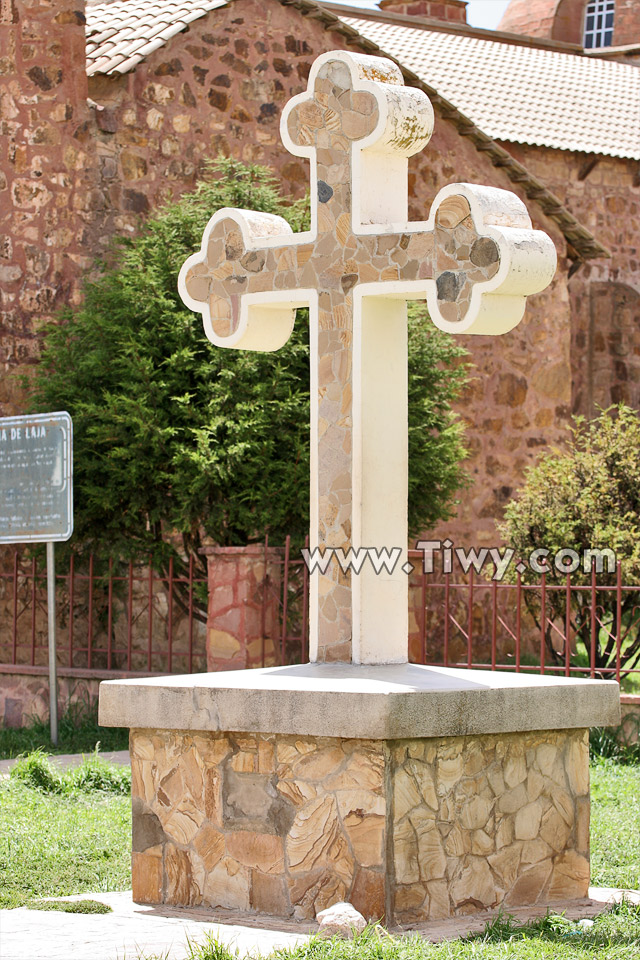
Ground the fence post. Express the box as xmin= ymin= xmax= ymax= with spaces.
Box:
xmin=148 ymin=560 xmax=153 ymax=672
xmin=127 ymin=560 xmax=133 ymax=671
xmin=11 ymin=551 xmax=18 ymax=665
xmin=107 ymin=557 xmax=113 ymax=671
xmin=281 ymin=535 xmax=290 ymax=667
xmin=188 ymin=554 xmax=194 ymax=674
xmin=444 ymin=571 xmax=450 ymax=667
xmin=491 ymin=578 xmax=497 ymax=670
xmin=87 ymin=554 xmax=94 ymax=671
xmin=46 ymin=542 xmax=58 ymax=746
xmin=467 ymin=566 xmax=473 ymax=669
xmin=540 ymin=563 xmax=546 ymax=675
xmin=301 ymin=534 xmax=309 ymax=664
xmin=564 ymin=571 xmax=571 ymax=677
xmin=515 ymin=567 xmax=522 ymax=672
xmin=616 ymin=560 xmax=622 ymax=684
xmin=30 ymin=556 xmax=36 ymax=667
xmin=590 ymin=559 xmax=597 ymax=679
xmin=168 ymin=556 xmax=174 ymax=674
xmin=68 ymin=553 xmax=75 ymax=668
xmin=261 ymin=535 xmax=269 ymax=669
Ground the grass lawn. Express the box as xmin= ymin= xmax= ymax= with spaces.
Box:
xmin=135 ymin=906 xmax=640 ymax=959
xmin=0 ymin=752 xmax=131 ymax=910
xmin=591 ymin=758 xmax=640 ymax=891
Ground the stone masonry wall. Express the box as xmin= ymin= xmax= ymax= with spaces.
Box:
xmin=0 ymin=0 xmax=100 ymax=413
xmin=130 ymin=726 xmax=589 ymax=925
xmin=0 ymin=668 xmax=100 ymax=727
xmin=204 ymin=545 xmax=283 ymax=671
xmin=507 ymin=144 xmax=640 ymax=423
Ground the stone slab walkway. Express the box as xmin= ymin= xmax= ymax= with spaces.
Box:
xmin=0 ymin=891 xmax=313 ymax=960
xmin=2 ymin=887 xmax=639 ymax=960
xmin=0 ymin=750 xmax=130 ymax=775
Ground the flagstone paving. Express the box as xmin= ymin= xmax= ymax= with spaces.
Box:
xmin=2 ymin=887 xmax=639 ymax=960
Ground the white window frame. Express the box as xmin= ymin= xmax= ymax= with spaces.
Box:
xmin=583 ymin=0 xmax=615 ymax=49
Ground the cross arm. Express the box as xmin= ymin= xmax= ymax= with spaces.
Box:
xmin=354 ymin=183 xmax=557 ymax=335
xmin=178 ymin=208 xmax=315 ymax=352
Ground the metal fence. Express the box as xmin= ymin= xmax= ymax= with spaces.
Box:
xmin=1 ymin=543 xmax=638 ymax=685
xmin=0 ymin=552 xmax=210 ymax=674
xmin=407 ymin=549 xmax=640 ymax=685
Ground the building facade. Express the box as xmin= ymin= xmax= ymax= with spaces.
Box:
xmin=1 ymin=0 xmax=639 ymax=552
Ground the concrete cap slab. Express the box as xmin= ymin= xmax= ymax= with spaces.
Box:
xmin=98 ymin=663 xmax=621 ymax=739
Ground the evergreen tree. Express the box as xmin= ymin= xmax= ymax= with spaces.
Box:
xmin=28 ymin=158 xmax=469 ymax=589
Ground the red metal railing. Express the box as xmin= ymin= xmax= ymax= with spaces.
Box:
xmin=0 ymin=552 xmax=210 ymax=675
xmin=259 ymin=534 xmax=309 ymax=668
xmin=407 ymin=549 xmax=640 ymax=685
xmin=2 ymin=543 xmax=638 ymax=685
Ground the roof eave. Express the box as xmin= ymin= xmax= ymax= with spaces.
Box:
xmin=319 ymin=1 xmax=584 ymax=55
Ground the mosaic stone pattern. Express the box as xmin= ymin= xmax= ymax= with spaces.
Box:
xmin=180 ymin=53 xmax=505 ymax=664
xmin=130 ymin=726 xmax=590 ymax=924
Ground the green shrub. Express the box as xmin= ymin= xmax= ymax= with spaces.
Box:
xmin=10 ymin=750 xmax=62 ymax=794
xmin=9 ymin=749 xmax=131 ymax=795
xmin=27 ymin=157 xmax=470 ymax=600
xmin=501 ymin=405 xmax=640 ymax=678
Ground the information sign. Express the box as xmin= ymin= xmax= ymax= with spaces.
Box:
xmin=0 ymin=412 xmax=73 ymax=543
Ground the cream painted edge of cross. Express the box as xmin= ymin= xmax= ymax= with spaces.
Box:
xmin=178 ymin=50 xmax=558 ymax=666
xmin=178 ymin=50 xmax=557 ymax=349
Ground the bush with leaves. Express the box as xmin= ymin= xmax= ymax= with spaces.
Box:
xmin=27 ymin=158 xmax=469 ymax=616
xmin=501 ymin=405 xmax=640 ymax=678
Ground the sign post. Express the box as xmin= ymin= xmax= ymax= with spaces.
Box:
xmin=0 ymin=412 xmax=73 ymax=745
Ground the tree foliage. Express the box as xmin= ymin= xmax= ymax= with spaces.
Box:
xmin=27 ymin=158 xmax=469 ymax=583
xmin=501 ymin=405 xmax=640 ymax=676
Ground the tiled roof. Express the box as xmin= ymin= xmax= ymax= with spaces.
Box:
xmin=85 ymin=1 xmax=640 ymax=161
xmin=83 ymin=0 xmax=614 ymax=259
xmin=85 ymin=0 xmax=227 ymax=76
xmin=340 ymin=14 xmax=640 ymax=160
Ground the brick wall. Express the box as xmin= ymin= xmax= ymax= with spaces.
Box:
xmin=614 ymin=0 xmax=640 ymax=46
xmin=379 ymin=0 xmax=468 ymax=23
xmin=498 ymin=0 xmax=560 ymax=39
xmin=499 ymin=0 xmax=640 ymax=47
xmin=0 ymin=0 xmax=583 ymax=553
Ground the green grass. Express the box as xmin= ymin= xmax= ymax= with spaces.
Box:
xmin=28 ymin=898 xmax=112 ymax=914
xmin=0 ymin=751 xmax=131 ymax=909
xmin=0 ymin=695 xmax=129 ymax=759
xmin=591 ymin=758 xmax=640 ymax=890
xmin=133 ymin=903 xmax=640 ymax=959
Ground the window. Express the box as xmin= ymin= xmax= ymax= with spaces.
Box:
xmin=583 ymin=0 xmax=615 ymax=48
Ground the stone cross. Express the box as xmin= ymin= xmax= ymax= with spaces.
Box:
xmin=179 ymin=50 xmax=556 ymax=667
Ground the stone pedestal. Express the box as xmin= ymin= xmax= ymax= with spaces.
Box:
xmin=99 ymin=664 xmax=619 ymax=926
xmin=202 ymin=545 xmax=282 ymax=672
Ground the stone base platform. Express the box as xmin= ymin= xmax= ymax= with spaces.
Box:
xmin=98 ymin=663 xmax=620 ymax=926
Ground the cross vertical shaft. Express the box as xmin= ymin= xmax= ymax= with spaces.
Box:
xmin=179 ymin=50 xmax=557 ymax=668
